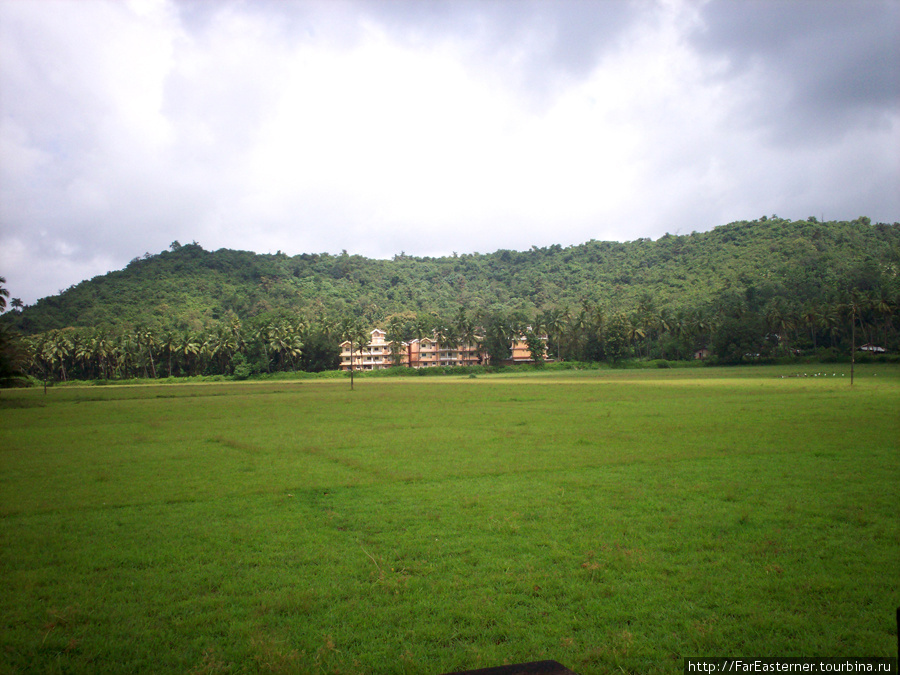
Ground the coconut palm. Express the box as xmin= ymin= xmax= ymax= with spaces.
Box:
xmin=44 ymin=330 xmax=73 ymax=381
xmin=179 ymin=333 xmax=202 ymax=376
xmin=765 ymin=301 xmax=797 ymax=355
xmin=456 ymin=310 xmax=480 ymax=365
xmin=159 ymin=331 xmax=179 ymax=377
xmin=386 ymin=316 xmax=406 ymax=367
xmin=134 ymin=328 xmax=158 ymax=379
xmin=73 ymin=332 xmax=95 ymax=380
xmin=801 ymin=304 xmax=822 ymax=351
xmin=339 ymin=319 xmax=369 ymax=389
xmin=0 ymin=323 xmax=26 ymax=386
xmin=267 ymin=321 xmax=302 ymax=372
xmin=542 ymin=307 xmax=567 ymax=361
xmin=91 ymin=331 xmax=113 ymax=380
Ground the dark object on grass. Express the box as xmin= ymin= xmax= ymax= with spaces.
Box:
xmin=441 ymin=660 xmax=580 ymax=675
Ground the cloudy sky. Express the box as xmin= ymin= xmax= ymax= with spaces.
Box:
xmin=1 ymin=0 xmax=898 ymax=306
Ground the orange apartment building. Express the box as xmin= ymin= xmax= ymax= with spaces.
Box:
xmin=340 ymin=329 xmax=545 ymax=371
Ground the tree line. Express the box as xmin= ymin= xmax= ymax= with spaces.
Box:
xmin=3 ymin=288 xmax=896 ymax=385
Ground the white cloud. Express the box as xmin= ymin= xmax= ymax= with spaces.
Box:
xmin=1 ymin=0 xmax=897 ymax=306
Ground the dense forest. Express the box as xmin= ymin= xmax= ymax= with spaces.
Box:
xmin=1 ymin=216 xmax=898 ymax=383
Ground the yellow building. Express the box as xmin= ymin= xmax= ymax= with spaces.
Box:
xmin=339 ymin=328 xmax=547 ymax=371
xmin=339 ymin=329 xmax=396 ymax=371
xmin=339 ymin=329 xmax=483 ymax=371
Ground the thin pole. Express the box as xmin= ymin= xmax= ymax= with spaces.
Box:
xmin=850 ymin=302 xmax=855 ymax=387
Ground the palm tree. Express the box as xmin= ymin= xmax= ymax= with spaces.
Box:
xmin=801 ymin=304 xmax=822 ymax=351
xmin=0 ymin=323 xmax=26 ymax=386
xmin=135 ymin=328 xmax=158 ymax=379
xmin=179 ymin=333 xmax=201 ymax=376
xmin=434 ymin=320 xmax=459 ymax=366
xmin=765 ymin=301 xmax=796 ymax=356
xmin=353 ymin=324 xmax=370 ymax=387
xmin=73 ymin=332 xmax=94 ymax=380
xmin=410 ymin=316 xmax=429 ymax=368
xmin=212 ymin=326 xmax=239 ymax=373
xmin=652 ymin=309 xmax=672 ymax=359
xmin=0 ymin=276 xmax=8 ymax=313
xmin=229 ymin=318 xmax=247 ymax=356
xmin=91 ymin=331 xmax=113 ymax=380
xmin=542 ymin=307 xmax=566 ymax=361
xmin=44 ymin=330 xmax=73 ymax=382
xmin=267 ymin=321 xmax=302 ymax=372
xmin=340 ymin=319 xmax=369 ymax=389
xmin=568 ymin=306 xmax=589 ymax=361
xmin=338 ymin=318 xmax=355 ymax=375
xmin=386 ymin=316 xmax=406 ymax=367
xmin=160 ymin=331 xmax=179 ymax=377
xmin=820 ymin=304 xmax=841 ymax=349
xmin=456 ymin=310 xmax=480 ymax=365
xmin=627 ymin=317 xmax=646 ymax=359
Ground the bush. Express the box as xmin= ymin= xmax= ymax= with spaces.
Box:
xmin=230 ymin=353 xmax=252 ymax=380
xmin=818 ymin=348 xmax=847 ymax=364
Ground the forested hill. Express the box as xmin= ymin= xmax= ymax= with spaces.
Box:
xmin=6 ymin=216 xmax=899 ymax=334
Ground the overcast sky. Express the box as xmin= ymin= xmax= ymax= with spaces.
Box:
xmin=1 ymin=0 xmax=898 ymax=306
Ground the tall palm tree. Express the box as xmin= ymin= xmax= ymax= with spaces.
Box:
xmin=801 ymin=304 xmax=822 ymax=351
xmin=179 ymin=333 xmax=201 ymax=376
xmin=229 ymin=318 xmax=247 ymax=356
xmin=431 ymin=321 xmax=447 ymax=367
xmin=456 ymin=310 xmax=480 ymax=365
xmin=340 ymin=319 xmax=369 ymax=389
xmin=135 ymin=328 xmax=158 ymax=379
xmin=568 ymin=306 xmax=590 ymax=361
xmin=160 ymin=331 xmax=179 ymax=377
xmin=73 ymin=332 xmax=94 ymax=380
xmin=410 ymin=316 xmax=429 ymax=368
xmin=44 ymin=330 xmax=73 ymax=382
xmin=386 ymin=316 xmax=406 ymax=367
xmin=211 ymin=326 xmax=239 ymax=374
xmin=820 ymin=304 xmax=841 ymax=348
xmin=91 ymin=331 xmax=113 ymax=380
xmin=765 ymin=301 xmax=796 ymax=355
xmin=0 ymin=323 xmax=26 ymax=386
xmin=268 ymin=321 xmax=302 ymax=372
xmin=542 ymin=307 xmax=566 ymax=361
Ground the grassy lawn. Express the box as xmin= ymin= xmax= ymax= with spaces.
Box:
xmin=1 ymin=365 xmax=897 ymax=674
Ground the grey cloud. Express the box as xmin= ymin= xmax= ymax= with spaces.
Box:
xmin=361 ymin=0 xmax=643 ymax=96
xmin=691 ymin=0 xmax=900 ymax=144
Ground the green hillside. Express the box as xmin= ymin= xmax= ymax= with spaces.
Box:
xmin=7 ymin=216 xmax=899 ymax=334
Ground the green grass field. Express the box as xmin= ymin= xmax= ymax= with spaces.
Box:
xmin=1 ymin=366 xmax=898 ymax=674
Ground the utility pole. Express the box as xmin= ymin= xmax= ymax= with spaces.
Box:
xmin=850 ymin=300 xmax=856 ymax=387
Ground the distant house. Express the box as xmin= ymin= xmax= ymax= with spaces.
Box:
xmin=858 ymin=343 xmax=886 ymax=353
xmin=509 ymin=334 xmax=546 ymax=364
xmin=693 ymin=348 xmax=710 ymax=360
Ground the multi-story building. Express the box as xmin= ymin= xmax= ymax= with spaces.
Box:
xmin=339 ymin=328 xmax=547 ymax=371
xmin=339 ymin=329 xmax=395 ymax=371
